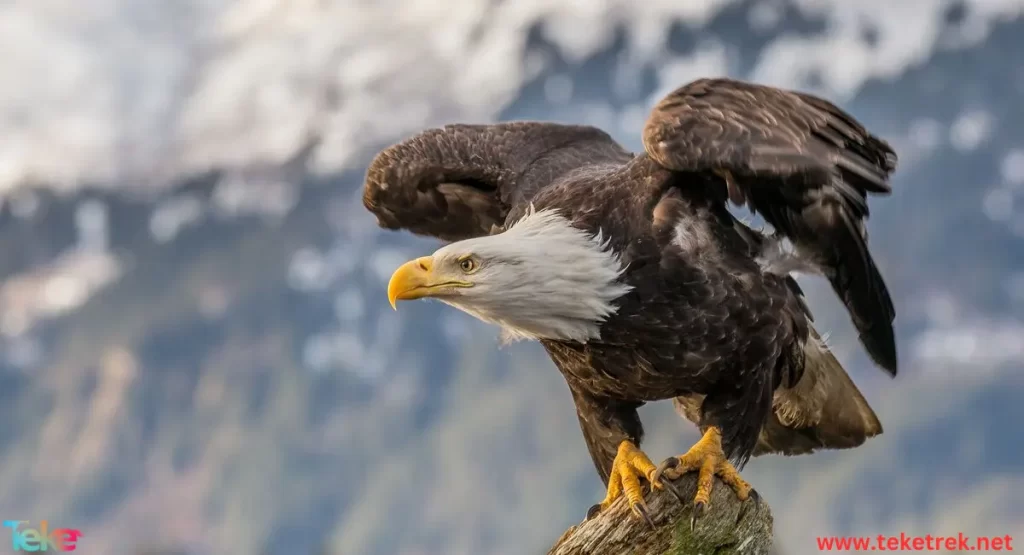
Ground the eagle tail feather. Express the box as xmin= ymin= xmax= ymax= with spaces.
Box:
xmin=754 ymin=329 xmax=883 ymax=456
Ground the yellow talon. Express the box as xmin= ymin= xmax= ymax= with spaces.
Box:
xmin=651 ymin=426 xmax=753 ymax=528
xmin=589 ymin=440 xmax=660 ymax=527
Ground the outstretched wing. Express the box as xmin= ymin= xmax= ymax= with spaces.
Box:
xmin=363 ymin=121 xmax=631 ymax=242
xmin=643 ymin=78 xmax=898 ymax=376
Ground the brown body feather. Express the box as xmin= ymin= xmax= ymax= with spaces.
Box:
xmin=673 ymin=329 xmax=883 ymax=458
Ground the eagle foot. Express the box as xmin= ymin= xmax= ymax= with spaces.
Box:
xmin=586 ymin=440 xmax=660 ymax=529
xmin=650 ymin=426 xmax=753 ymax=531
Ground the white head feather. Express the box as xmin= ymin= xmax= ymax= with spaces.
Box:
xmin=430 ymin=207 xmax=632 ymax=343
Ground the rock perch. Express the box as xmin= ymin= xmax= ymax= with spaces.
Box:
xmin=548 ymin=473 xmax=774 ymax=555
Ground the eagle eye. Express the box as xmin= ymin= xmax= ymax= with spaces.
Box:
xmin=459 ymin=257 xmax=477 ymax=273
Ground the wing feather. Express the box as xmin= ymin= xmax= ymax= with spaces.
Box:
xmin=643 ymin=78 xmax=898 ymax=375
xmin=363 ymin=122 xmax=631 ymax=242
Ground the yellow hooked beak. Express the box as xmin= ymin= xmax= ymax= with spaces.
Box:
xmin=387 ymin=256 xmax=472 ymax=309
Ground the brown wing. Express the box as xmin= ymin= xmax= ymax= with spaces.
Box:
xmin=362 ymin=121 xmax=631 ymax=242
xmin=643 ymin=77 xmax=898 ymax=376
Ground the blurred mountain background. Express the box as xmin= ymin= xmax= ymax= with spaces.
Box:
xmin=1 ymin=1 xmax=1023 ymax=554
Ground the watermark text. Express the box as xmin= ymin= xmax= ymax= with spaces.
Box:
xmin=817 ymin=533 xmax=1013 ymax=551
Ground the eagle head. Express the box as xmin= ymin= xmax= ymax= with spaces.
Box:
xmin=387 ymin=208 xmax=633 ymax=343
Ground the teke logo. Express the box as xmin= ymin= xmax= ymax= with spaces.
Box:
xmin=3 ymin=520 xmax=82 ymax=552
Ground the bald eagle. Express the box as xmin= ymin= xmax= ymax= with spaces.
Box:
xmin=363 ymin=78 xmax=897 ymax=526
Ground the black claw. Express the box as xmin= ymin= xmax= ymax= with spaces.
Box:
xmin=735 ymin=489 xmax=761 ymax=525
xmin=651 ymin=456 xmax=679 ymax=485
xmin=661 ymin=476 xmax=687 ymax=505
xmin=736 ymin=500 xmax=749 ymax=524
xmin=690 ymin=501 xmax=706 ymax=532
xmin=634 ymin=503 xmax=656 ymax=530
xmin=748 ymin=489 xmax=762 ymax=514
xmin=586 ymin=504 xmax=602 ymax=520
